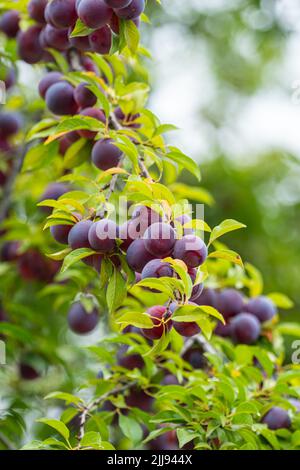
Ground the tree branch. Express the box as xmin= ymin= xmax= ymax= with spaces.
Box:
xmin=0 ymin=431 xmax=14 ymax=450
xmin=0 ymin=144 xmax=28 ymax=224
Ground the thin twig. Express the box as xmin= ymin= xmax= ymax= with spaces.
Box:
xmin=0 ymin=431 xmax=14 ymax=450
xmin=77 ymin=381 xmax=136 ymax=442
xmin=109 ymin=112 xmax=152 ymax=180
xmin=0 ymin=144 xmax=28 ymax=223
xmin=181 ymin=333 xmax=221 ymax=357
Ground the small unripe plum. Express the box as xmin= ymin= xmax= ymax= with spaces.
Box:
xmin=0 ymin=241 xmax=20 ymax=262
xmin=43 ymin=24 xmax=70 ymax=50
xmin=118 ymin=221 xmax=139 ymax=251
xmin=68 ymin=301 xmax=99 ymax=334
xmin=261 ymin=407 xmax=291 ymax=430
xmin=182 ymin=347 xmax=207 ymax=370
xmin=89 ymin=26 xmax=112 ymax=55
xmin=17 ymin=26 xmax=44 ymax=64
xmin=50 ymin=224 xmax=73 ymax=245
xmin=45 ymin=0 xmax=78 ymax=29
xmin=231 ymin=313 xmax=261 ymax=345
xmin=88 ymin=219 xmax=117 ymax=253
xmin=68 ymin=220 xmax=93 ymax=249
xmin=143 ymin=222 xmax=176 ymax=258
xmin=3 ymin=68 xmax=16 ymax=90
xmin=40 ymin=182 xmax=68 ymax=202
xmin=194 ymin=287 xmax=218 ymax=308
xmin=141 ymin=259 xmax=175 ymax=280
xmin=28 ymin=0 xmax=48 ymax=23
xmin=117 ymin=346 xmax=144 ymax=370
xmin=78 ymin=0 xmax=112 ymax=28
xmin=59 ymin=131 xmax=79 ymax=155
xmin=46 ymin=82 xmax=78 ymax=116
xmin=126 ymin=239 xmax=153 ymax=273
xmin=69 ymin=30 xmax=91 ymax=50
xmin=38 ymin=72 xmax=63 ymax=99
xmin=81 ymin=55 xmax=99 ymax=74
xmin=0 ymin=112 xmax=22 ymax=139
xmin=74 ymin=82 xmax=97 ymax=108
xmin=190 ymin=282 xmax=204 ymax=302
xmin=114 ymin=0 xmax=145 ymax=20
xmin=214 ymin=321 xmax=232 ymax=337
xmin=161 ymin=374 xmax=179 ymax=386
xmin=92 ymin=138 xmax=122 ymax=170
xmin=173 ymin=214 xmax=194 ymax=235
xmin=0 ymin=10 xmax=20 ymax=38
xmin=173 ymin=234 xmax=207 ymax=268
xmin=142 ymin=305 xmax=172 ymax=340
xmin=78 ymin=107 xmax=106 ymax=138
xmin=244 ymin=296 xmax=277 ymax=323
xmin=104 ymin=0 xmax=131 ymax=7
xmin=216 ymin=288 xmax=244 ymax=320
xmin=19 ymin=363 xmax=40 ymax=381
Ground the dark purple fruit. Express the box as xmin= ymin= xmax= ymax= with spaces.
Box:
xmin=143 ymin=222 xmax=176 ymax=258
xmin=78 ymin=0 xmax=112 ymax=28
xmin=74 ymin=82 xmax=97 ymax=108
xmin=78 ymin=107 xmax=106 ymax=138
xmin=173 ymin=234 xmax=207 ymax=268
xmin=216 ymin=288 xmax=244 ymax=320
xmin=28 ymin=0 xmax=48 ymax=23
xmin=50 ymin=224 xmax=72 ymax=245
xmin=261 ymin=407 xmax=291 ymax=430
xmin=88 ymin=219 xmax=117 ymax=253
xmin=244 ymin=296 xmax=277 ymax=323
xmin=68 ymin=220 xmax=93 ymax=249
xmin=141 ymin=259 xmax=175 ymax=279
xmin=89 ymin=26 xmax=112 ymax=54
xmin=45 ymin=81 xmax=78 ymax=115
xmin=126 ymin=239 xmax=153 ymax=273
xmin=17 ymin=26 xmax=44 ymax=64
xmin=45 ymin=0 xmax=78 ymax=29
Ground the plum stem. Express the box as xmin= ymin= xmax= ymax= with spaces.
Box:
xmin=0 ymin=143 xmax=28 ymax=223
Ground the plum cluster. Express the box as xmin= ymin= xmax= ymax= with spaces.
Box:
xmin=196 ymin=287 xmax=277 ymax=345
xmin=0 ymin=0 xmax=144 ymax=65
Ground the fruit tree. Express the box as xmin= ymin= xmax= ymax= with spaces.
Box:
xmin=0 ymin=0 xmax=300 ymax=452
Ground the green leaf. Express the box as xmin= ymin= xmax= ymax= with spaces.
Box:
xmin=171 ymin=183 xmax=215 ymax=206
xmin=37 ymin=419 xmax=70 ymax=442
xmin=86 ymin=53 xmax=114 ymax=84
xmin=44 ymin=392 xmax=83 ymax=406
xmin=64 ymin=138 xmax=91 ymax=169
xmin=276 ymin=323 xmax=300 ymax=338
xmin=61 ymin=248 xmax=96 ymax=273
xmin=209 ymin=219 xmax=246 ymax=246
xmin=119 ymin=414 xmax=143 ymax=444
xmin=172 ymin=305 xmax=225 ymax=324
xmin=106 ymin=268 xmax=127 ymax=313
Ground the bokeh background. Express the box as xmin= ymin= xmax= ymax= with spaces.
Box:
xmin=143 ymin=0 xmax=300 ymax=320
